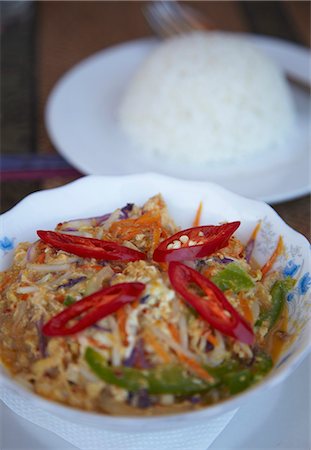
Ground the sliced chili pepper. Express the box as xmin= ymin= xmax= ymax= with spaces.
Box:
xmin=168 ymin=262 xmax=254 ymax=345
xmin=42 ymin=282 xmax=145 ymax=336
xmin=153 ymin=222 xmax=240 ymax=262
xmin=37 ymin=230 xmax=146 ymax=261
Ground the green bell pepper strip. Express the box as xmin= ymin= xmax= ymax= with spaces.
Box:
xmin=221 ymin=369 xmax=254 ymax=395
xmin=205 ymin=359 xmax=240 ymax=378
xmin=85 ymin=347 xmax=148 ymax=391
xmin=211 ymin=263 xmax=254 ymax=293
xmin=85 ymin=347 xmax=273 ymax=397
xmin=256 ymin=278 xmax=295 ymax=330
xmin=204 ymin=351 xmax=273 ymax=394
xmin=85 ymin=347 xmax=215 ymax=395
xmin=147 ymin=365 xmax=216 ymax=395
xmin=252 ymin=351 xmax=273 ymax=382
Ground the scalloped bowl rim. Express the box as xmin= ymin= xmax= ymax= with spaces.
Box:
xmin=0 ymin=173 xmax=310 ymax=432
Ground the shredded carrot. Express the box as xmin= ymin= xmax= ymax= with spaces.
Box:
xmin=110 ymin=211 xmax=160 ymax=237
xmin=116 ymin=307 xmax=128 ymax=345
xmin=206 ymin=332 xmax=218 ymax=347
xmin=36 ymin=252 xmax=45 ymax=264
xmin=192 ymin=201 xmax=203 ymax=227
xmin=93 ymin=265 xmax=105 ymax=271
xmin=239 ymin=294 xmax=253 ymax=324
xmin=131 ymin=298 xmax=140 ymax=310
xmin=168 ymin=323 xmax=180 ymax=343
xmin=152 ymin=224 xmax=162 ymax=251
xmin=168 ymin=322 xmax=213 ymax=382
xmin=78 ymin=264 xmax=103 ymax=271
xmin=109 ymin=211 xmax=164 ymax=253
xmin=55 ymin=294 xmax=65 ymax=303
xmin=19 ymin=294 xmax=29 ymax=301
xmin=35 ymin=241 xmax=47 ymax=261
xmin=177 ymin=352 xmax=213 ymax=382
xmin=144 ymin=331 xmax=172 ymax=363
xmin=202 ymin=266 xmax=215 ymax=278
xmin=159 ymin=262 xmax=168 ymax=272
xmin=261 ymin=236 xmax=284 ymax=277
xmin=249 ymin=221 xmax=262 ymax=242
xmin=87 ymin=336 xmax=109 ymax=351
xmin=160 ymin=227 xmax=169 ymax=240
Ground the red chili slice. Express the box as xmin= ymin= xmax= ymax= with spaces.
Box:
xmin=43 ymin=282 xmax=145 ymax=336
xmin=153 ymin=222 xmax=240 ymax=262
xmin=168 ymin=262 xmax=254 ymax=345
xmin=37 ymin=230 xmax=146 ymax=261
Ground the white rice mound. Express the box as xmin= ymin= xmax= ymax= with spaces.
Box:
xmin=119 ymin=31 xmax=295 ymax=164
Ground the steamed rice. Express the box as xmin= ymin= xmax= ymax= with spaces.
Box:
xmin=119 ymin=31 xmax=295 ymax=164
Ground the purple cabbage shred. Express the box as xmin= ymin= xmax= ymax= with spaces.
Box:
xmin=120 ymin=203 xmax=134 ymax=219
xmin=205 ymin=341 xmax=214 ymax=352
xmin=128 ymin=389 xmax=153 ymax=409
xmin=140 ymin=295 xmax=150 ymax=304
xmin=63 ymin=213 xmax=111 ymax=227
xmin=97 ymin=260 xmax=107 ymax=266
xmin=97 ymin=213 xmax=111 ymax=225
xmin=189 ymin=395 xmax=201 ymax=404
xmin=57 ymin=276 xmax=87 ymax=290
xmin=196 ymin=260 xmax=207 ymax=270
xmin=245 ymin=239 xmax=255 ymax=263
xmin=213 ymin=256 xmax=234 ymax=264
xmin=124 ymin=339 xmax=152 ymax=369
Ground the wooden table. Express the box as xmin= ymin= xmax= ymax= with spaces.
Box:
xmin=1 ymin=1 xmax=310 ymax=239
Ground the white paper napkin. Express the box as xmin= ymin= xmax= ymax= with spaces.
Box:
xmin=0 ymin=385 xmax=237 ymax=450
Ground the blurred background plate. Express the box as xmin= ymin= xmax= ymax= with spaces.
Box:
xmin=45 ymin=35 xmax=310 ymax=204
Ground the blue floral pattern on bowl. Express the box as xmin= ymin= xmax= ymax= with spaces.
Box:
xmin=253 ymin=217 xmax=311 ymax=369
xmin=297 ymin=272 xmax=311 ymax=295
xmin=0 ymin=236 xmax=15 ymax=254
xmin=283 ymin=260 xmax=300 ymax=278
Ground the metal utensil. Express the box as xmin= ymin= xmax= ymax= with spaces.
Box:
xmin=143 ymin=1 xmax=310 ymax=94
xmin=143 ymin=1 xmax=214 ymax=38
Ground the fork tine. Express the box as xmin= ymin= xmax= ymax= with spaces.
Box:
xmin=157 ymin=2 xmax=194 ymax=34
xmin=143 ymin=0 xmax=213 ymax=39
xmin=143 ymin=7 xmax=172 ymax=38
xmin=143 ymin=3 xmax=177 ymax=38
xmin=152 ymin=2 xmax=188 ymax=35
xmin=143 ymin=1 xmax=191 ymax=38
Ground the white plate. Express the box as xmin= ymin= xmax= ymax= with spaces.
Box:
xmin=45 ymin=35 xmax=311 ymax=204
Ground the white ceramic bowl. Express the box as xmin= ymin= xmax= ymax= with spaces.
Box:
xmin=0 ymin=174 xmax=310 ymax=432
